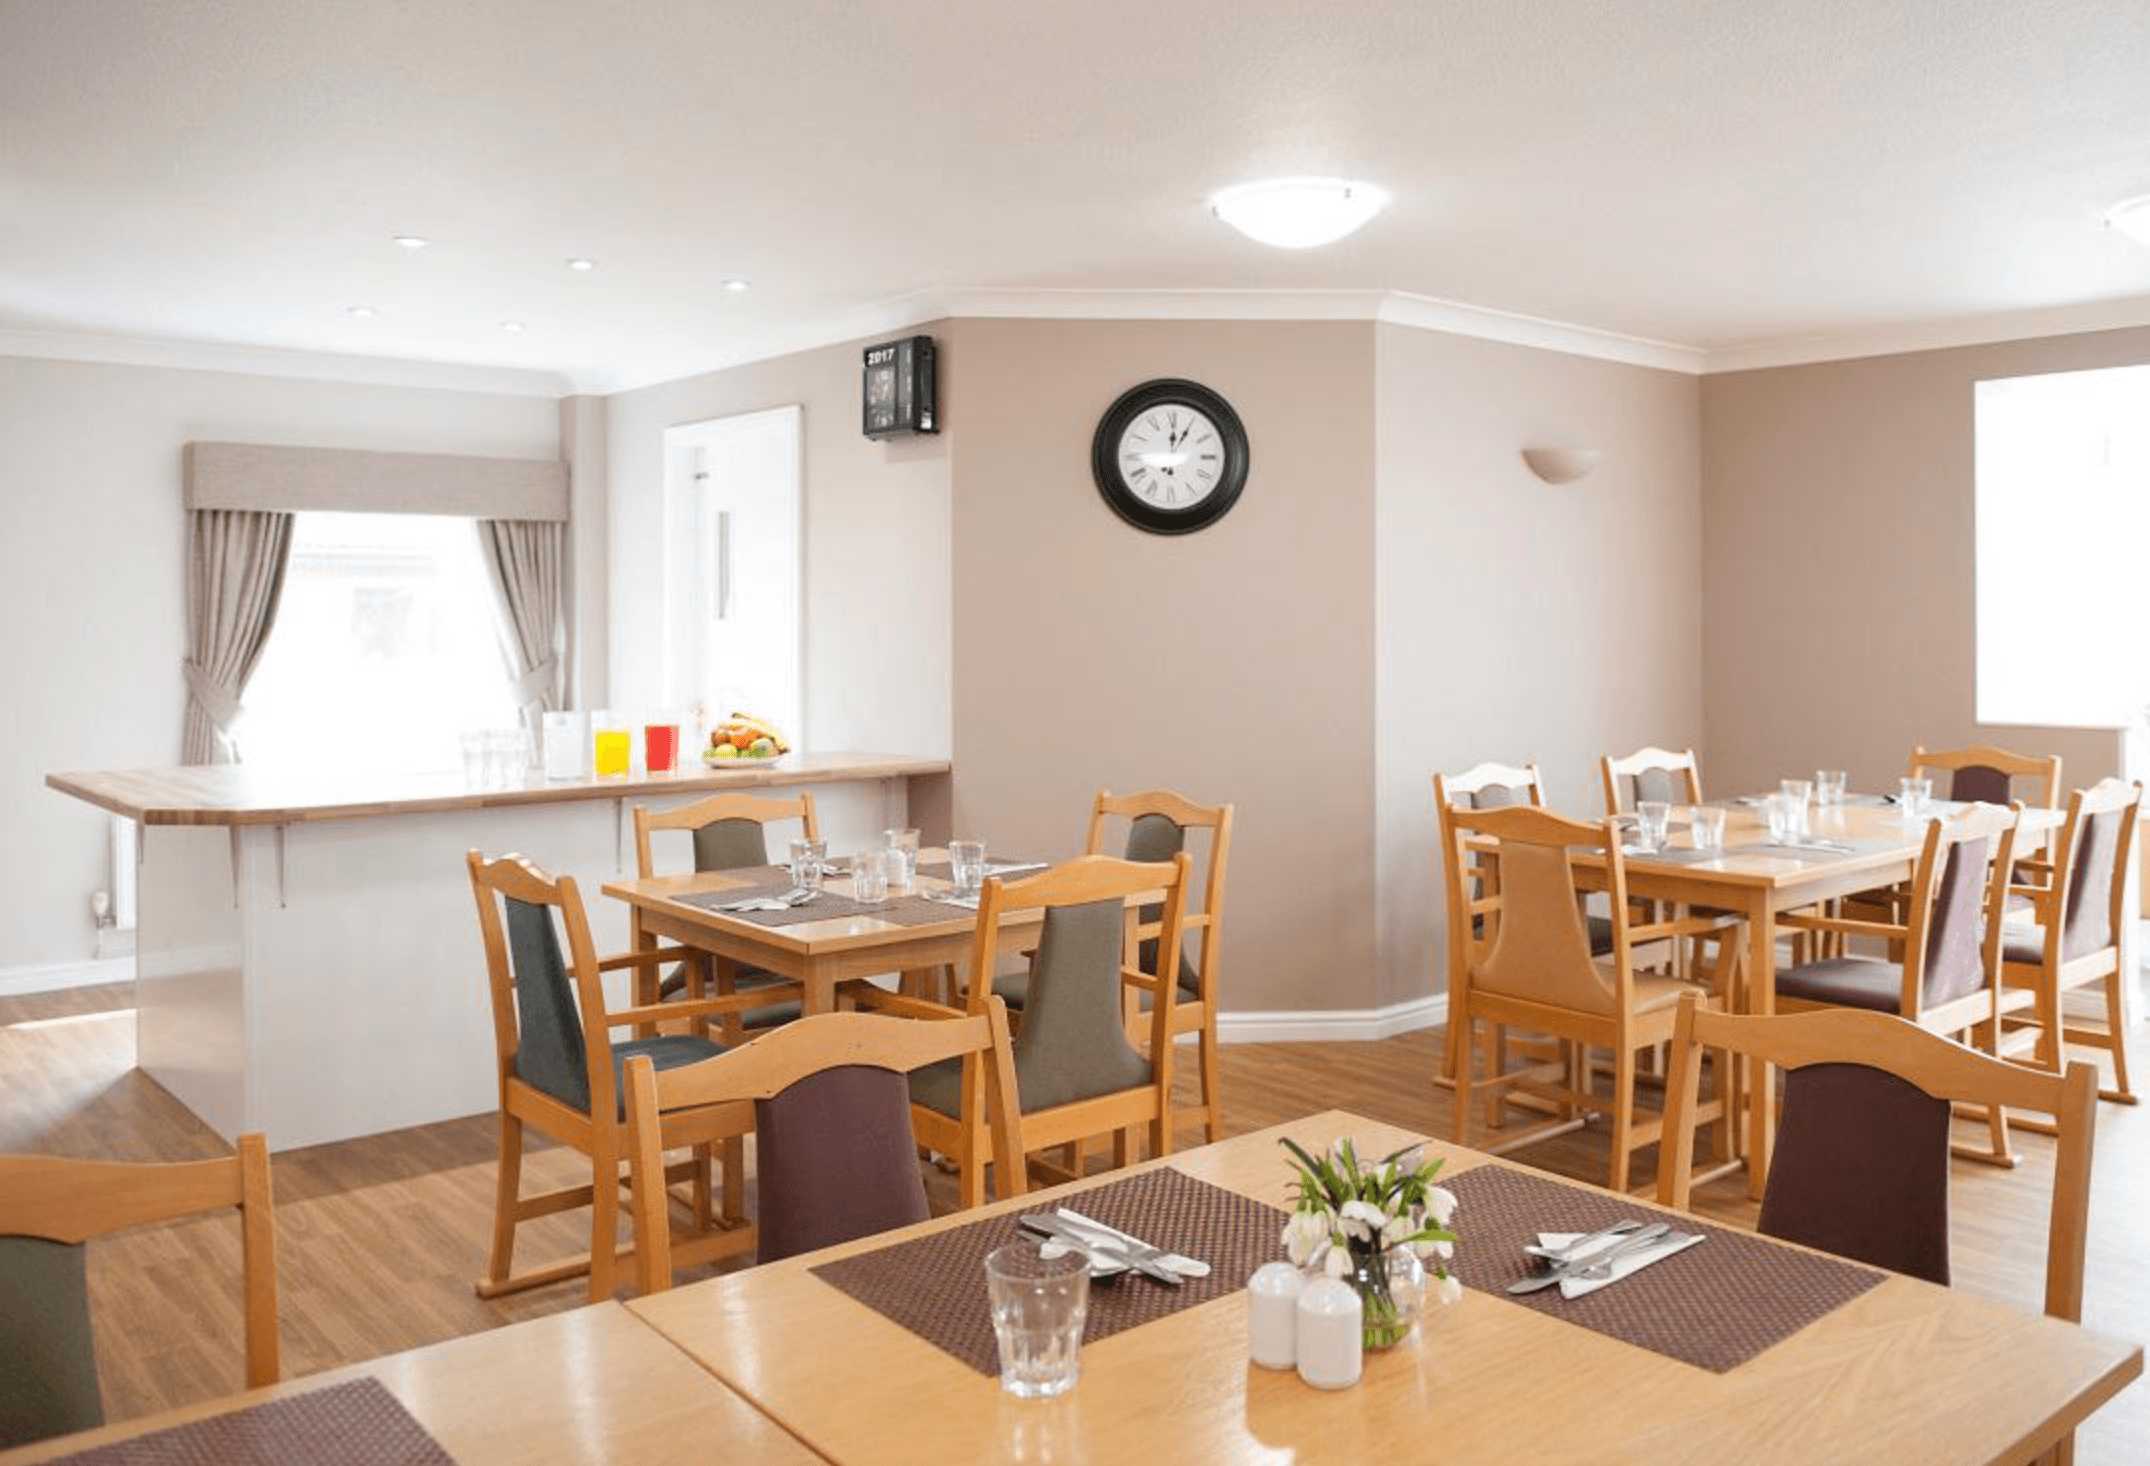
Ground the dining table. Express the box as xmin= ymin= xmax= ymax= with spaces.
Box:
xmin=1594 ymin=795 xmax=2065 ymax=1197
xmin=626 ymin=1108 xmax=2140 ymax=1465
xmin=0 ymin=1303 xmax=820 ymax=1465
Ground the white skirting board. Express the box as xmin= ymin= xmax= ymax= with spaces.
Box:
xmin=0 ymin=957 xmax=133 ymax=999
xmin=1217 ymin=994 xmax=1446 ymax=1044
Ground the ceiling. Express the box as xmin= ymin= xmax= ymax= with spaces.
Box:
xmin=5 ymin=0 xmax=2150 ymax=394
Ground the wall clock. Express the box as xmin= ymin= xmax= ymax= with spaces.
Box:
xmin=1090 ymin=378 xmax=1249 ymax=535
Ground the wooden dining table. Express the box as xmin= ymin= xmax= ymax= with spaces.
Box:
xmin=0 ymin=1303 xmax=820 ymax=1465
xmin=627 ymin=1109 xmax=2139 ymax=1465
xmin=1598 ymin=797 xmax=2065 ymax=1196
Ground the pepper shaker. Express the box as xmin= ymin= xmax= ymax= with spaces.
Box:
xmin=1295 ymin=1276 xmax=1363 ymax=1389
xmin=1247 ymin=1262 xmax=1305 ymax=1369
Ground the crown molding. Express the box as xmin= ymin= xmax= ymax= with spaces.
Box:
xmin=0 ymin=326 xmax=575 ymax=398
xmin=1701 ymin=295 xmax=2150 ymax=374
xmin=1376 ymin=291 xmax=1706 ymax=373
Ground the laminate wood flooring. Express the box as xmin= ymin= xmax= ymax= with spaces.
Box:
xmin=4 ymin=980 xmax=2143 ymax=1461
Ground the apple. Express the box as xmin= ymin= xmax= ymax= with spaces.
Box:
xmin=748 ymin=737 xmax=776 ymax=757
xmin=708 ymin=744 xmax=739 ymax=760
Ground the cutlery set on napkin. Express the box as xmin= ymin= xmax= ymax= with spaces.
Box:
xmin=712 ymin=887 xmax=821 ymax=913
xmin=1508 ymin=1218 xmax=1703 ymax=1299
xmin=1017 ymin=1209 xmax=1210 ymax=1285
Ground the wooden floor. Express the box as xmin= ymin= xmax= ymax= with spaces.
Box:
xmin=4 ymin=980 xmax=2144 ymax=1461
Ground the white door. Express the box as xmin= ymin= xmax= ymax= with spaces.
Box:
xmin=662 ymin=406 xmax=803 ymax=745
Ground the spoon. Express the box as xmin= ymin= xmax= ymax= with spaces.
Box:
xmin=1521 ymin=1218 xmax=1644 ymax=1273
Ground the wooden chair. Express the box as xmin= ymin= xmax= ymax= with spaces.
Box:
xmin=0 ymin=1136 xmax=278 ymax=1448
xmin=466 ymin=850 xmax=764 ymax=1302
xmin=623 ymin=1000 xmax=1023 ymax=1292
xmin=1083 ymin=789 xmax=1234 ymax=1144
xmin=1909 ymin=743 xmax=2062 ymax=811
xmin=912 ymin=853 xmax=1191 ymax=1208
xmin=1432 ymin=762 xmax=1550 ymax=1090
xmin=631 ymin=793 xmax=817 ymax=1039
xmin=1600 ymin=746 xmax=1704 ymax=814
xmin=2000 ymin=778 xmax=2142 ymax=1108
xmin=1659 ymin=994 xmax=2097 ymax=1329
xmin=1447 ymin=804 xmax=1737 ymax=1194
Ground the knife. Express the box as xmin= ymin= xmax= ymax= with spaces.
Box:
xmin=1020 ymin=1214 xmax=1181 ymax=1285
xmin=1054 ymin=1207 xmax=1211 ymax=1278
xmin=1506 ymin=1221 xmax=1670 ymax=1294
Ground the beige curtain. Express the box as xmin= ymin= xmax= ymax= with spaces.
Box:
xmin=182 ymin=509 xmax=294 ymax=765
xmin=479 ymin=519 xmax=567 ymax=738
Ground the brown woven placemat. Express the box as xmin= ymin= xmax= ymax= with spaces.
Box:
xmin=47 ymin=1377 xmax=455 ymax=1465
xmin=1447 ymin=1165 xmax=1884 ymax=1373
xmin=672 ymin=865 xmax=975 ymax=930
xmin=810 ymin=1166 xmax=1290 ymax=1376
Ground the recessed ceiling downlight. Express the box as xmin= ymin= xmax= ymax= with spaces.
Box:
xmin=722 ymin=278 xmax=751 ymax=292
xmin=345 ymin=305 xmax=377 ymax=318
xmin=566 ymin=258 xmax=595 ymax=272
xmin=2105 ymin=194 xmax=2150 ymax=247
xmin=1210 ymin=177 xmax=1390 ymax=249
xmin=499 ymin=320 xmax=526 ymax=333
xmin=391 ymin=235 xmax=429 ymax=250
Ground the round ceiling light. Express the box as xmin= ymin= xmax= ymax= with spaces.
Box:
xmin=722 ymin=278 xmax=751 ymax=292
xmin=391 ymin=235 xmax=429 ymax=251
xmin=566 ymin=258 xmax=595 ymax=272
xmin=1210 ymin=177 xmax=1390 ymax=249
xmin=344 ymin=305 xmax=377 ymax=319
xmin=2104 ymin=194 xmax=2150 ymax=247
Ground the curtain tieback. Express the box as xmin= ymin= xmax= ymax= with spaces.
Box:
xmin=182 ymin=659 xmax=244 ymax=735
xmin=513 ymin=657 xmax=558 ymax=707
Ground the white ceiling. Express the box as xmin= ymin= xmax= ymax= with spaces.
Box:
xmin=4 ymin=0 xmax=2149 ymax=394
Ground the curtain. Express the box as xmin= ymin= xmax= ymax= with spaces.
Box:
xmin=479 ymin=518 xmax=568 ymax=739
xmin=181 ymin=509 xmax=294 ymax=765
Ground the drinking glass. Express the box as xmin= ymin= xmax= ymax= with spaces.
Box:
xmin=1765 ymin=793 xmax=1797 ymax=844
xmin=1815 ymin=769 xmax=1848 ymax=806
xmin=1692 ymin=806 xmax=1728 ymax=852
xmin=852 ymin=848 xmax=890 ymax=904
xmin=789 ymin=837 xmax=828 ymax=892
xmin=1634 ymin=800 xmax=1671 ymax=852
xmin=459 ymin=731 xmax=486 ymax=786
xmin=984 ymin=1243 xmax=1089 ymax=1399
xmin=882 ymin=828 xmax=920 ymax=894
xmin=644 ymin=717 xmax=680 ymax=775
xmin=591 ymin=709 xmax=632 ymax=778
xmin=1899 ymin=776 xmax=1931 ymax=819
xmin=1778 ymin=780 xmax=1811 ymax=840
xmin=949 ymin=840 xmax=988 ymax=898
xmin=542 ymin=711 xmax=584 ymax=781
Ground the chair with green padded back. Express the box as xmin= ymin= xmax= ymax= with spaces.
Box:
xmin=0 ymin=1136 xmax=278 ymax=1450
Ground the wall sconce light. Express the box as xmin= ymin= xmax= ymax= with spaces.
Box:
xmin=1521 ymin=448 xmax=1602 ymax=485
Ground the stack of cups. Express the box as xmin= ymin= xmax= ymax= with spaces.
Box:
xmin=882 ymin=827 xmax=921 ymax=895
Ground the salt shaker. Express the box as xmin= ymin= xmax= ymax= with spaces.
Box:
xmin=1294 ymin=1276 xmax=1363 ymax=1390
xmin=1247 ymin=1262 xmax=1305 ymax=1369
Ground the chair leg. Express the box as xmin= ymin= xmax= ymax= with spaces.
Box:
xmin=720 ymin=1134 xmax=746 ymax=1222
xmin=1608 ymin=1044 xmax=1636 ymax=1195
xmin=587 ymin=1145 xmax=620 ymax=1303
xmin=481 ymin=1108 xmax=524 ymax=1294
xmin=1450 ymin=1011 xmax=1475 ymax=1148
xmin=2097 ymin=974 xmax=2137 ymax=1104
xmin=689 ymin=1142 xmax=714 ymax=1233
xmin=1195 ymin=1023 xmax=1224 ymax=1144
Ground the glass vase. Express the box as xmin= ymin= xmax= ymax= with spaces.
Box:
xmin=1349 ymin=1243 xmax=1425 ymax=1351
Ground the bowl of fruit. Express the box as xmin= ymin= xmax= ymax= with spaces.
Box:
xmin=703 ymin=713 xmax=790 ymax=766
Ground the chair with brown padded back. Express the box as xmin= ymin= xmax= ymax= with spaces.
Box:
xmin=622 ymin=999 xmax=1023 ymax=1292
xmin=1447 ymin=804 xmax=1737 ymax=1194
xmin=1999 ymin=778 xmax=2142 ymax=1108
xmin=1658 ymin=994 xmax=2098 ymax=1466
xmin=631 ymin=792 xmax=817 ymax=1040
xmin=1889 ymin=743 xmax=2064 ymax=917
xmin=0 ymin=1136 xmax=278 ymax=1449
xmin=911 ymin=852 xmax=1192 ymax=1208
xmin=466 ymin=850 xmax=765 ymax=1302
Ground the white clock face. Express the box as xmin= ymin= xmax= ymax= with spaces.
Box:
xmin=1117 ymin=404 xmax=1224 ymax=510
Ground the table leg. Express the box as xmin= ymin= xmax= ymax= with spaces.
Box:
xmin=1745 ymin=901 xmax=1777 ymax=1200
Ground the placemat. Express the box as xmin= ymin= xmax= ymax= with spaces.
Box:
xmin=46 ymin=1377 xmax=455 ymax=1466
xmin=674 ymin=878 xmax=970 ymax=930
xmin=915 ymin=857 xmax=1048 ymax=879
xmin=1447 ymin=1165 xmax=1884 ymax=1373
xmin=809 ymin=1166 xmax=1289 ymax=1376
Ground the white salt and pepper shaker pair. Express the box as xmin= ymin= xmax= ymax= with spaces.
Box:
xmin=1248 ymin=1261 xmax=1362 ymax=1390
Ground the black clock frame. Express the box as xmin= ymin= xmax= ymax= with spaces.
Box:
xmin=1090 ymin=378 xmax=1250 ymax=535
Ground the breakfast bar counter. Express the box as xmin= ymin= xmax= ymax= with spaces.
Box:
xmin=47 ymin=752 xmax=949 ymax=1150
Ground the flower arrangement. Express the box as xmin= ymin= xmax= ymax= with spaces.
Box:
xmin=1281 ymin=1136 xmax=1461 ymax=1349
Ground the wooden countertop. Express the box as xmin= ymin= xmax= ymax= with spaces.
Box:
xmin=46 ymin=751 xmax=949 ymax=827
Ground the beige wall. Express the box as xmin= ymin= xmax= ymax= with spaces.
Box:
xmin=602 ymin=333 xmax=953 ymax=758
xmin=945 ymin=318 xmax=1380 ymax=1013
xmin=1374 ymin=326 xmax=1704 ymax=1008
xmin=1698 ymin=327 xmax=2150 ymax=796
xmin=0 ymin=354 xmax=559 ymax=982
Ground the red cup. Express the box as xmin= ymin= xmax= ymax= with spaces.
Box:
xmin=645 ymin=723 xmax=679 ymax=774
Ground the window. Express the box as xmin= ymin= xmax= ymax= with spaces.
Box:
xmin=242 ymin=512 xmax=518 ymax=773
xmin=1974 ymin=365 xmax=2150 ymax=728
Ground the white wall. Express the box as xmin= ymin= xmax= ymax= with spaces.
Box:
xmin=0 ymin=354 xmax=559 ymax=979
xmin=601 ymin=332 xmax=952 ymax=759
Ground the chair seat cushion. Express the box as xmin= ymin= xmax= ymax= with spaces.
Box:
xmin=909 ymin=1056 xmax=963 ymax=1118
xmin=610 ymin=1033 xmax=727 ymax=1119
xmin=1631 ymin=970 xmax=1710 ymax=1015
xmin=2002 ymin=925 xmax=2047 ymax=966
xmin=1775 ymin=956 xmax=1905 ymax=1013
xmin=997 ymin=965 xmax=1203 ymax=1012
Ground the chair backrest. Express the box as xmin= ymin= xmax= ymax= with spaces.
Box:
xmin=2039 ymin=779 xmax=2143 ymax=965
xmin=1432 ymin=763 xmax=1548 ymax=990
xmin=1908 ymin=743 xmax=2062 ymax=810
xmin=1447 ymin=804 xmax=1635 ymax=1018
xmin=967 ymin=853 xmax=1190 ymax=1113
xmin=466 ymin=850 xmax=617 ymax=1120
xmin=1658 ymin=994 xmax=2097 ymax=1320
xmin=1896 ymin=803 xmax=2018 ymax=1018
xmin=1600 ymin=746 xmax=1703 ymax=814
xmin=622 ymin=1003 xmax=1022 ymax=1289
xmin=1084 ymin=789 xmax=1232 ymax=1005
xmin=0 ymin=1136 xmax=279 ymax=1447
xmin=633 ymin=791 xmax=820 ymax=878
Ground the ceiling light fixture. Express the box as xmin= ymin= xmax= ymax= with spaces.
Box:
xmin=345 ymin=305 xmax=377 ymax=318
xmin=1209 ymin=177 xmax=1390 ymax=249
xmin=391 ymin=235 xmax=429 ymax=250
xmin=722 ymin=278 xmax=750 ymax=292
xmin=499 ymin=320 xmax=526 ymax=333
xmin=566 ymin=258 xmax=595 ymax=272
xmin=2104 ymin=194 xmax=2150 ymax=247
